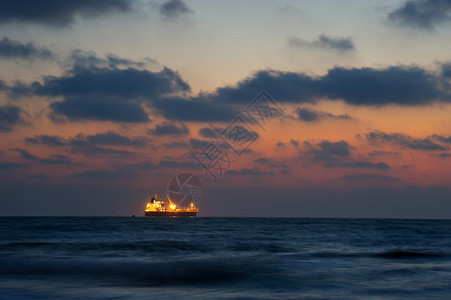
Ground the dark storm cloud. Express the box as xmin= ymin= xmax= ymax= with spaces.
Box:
xmin=205 ymin=65 xmax=447 ymax=106
xmin=148 ymin=122 xmax=189 ymax=136
xmin=324 ymin=161 xmax=390 ymax=169
xmin=288 ymin=34 xmax=355 ymax=52
xmin=0 ymin=0 xmax=132 ymax=27
xmin=365 ymin=130 xmax=448 ymax=151
xmin=0 ymin=105 xmax=25 ymax=132
xmin=339 ymin=174 xmax=400 ymax=182
xmin=0 ymin=37 xmax=54 ymax=60
xmin=388 ymin=0 xmax=451 ymax=29
xmin=296 ymin=107 xmax=352 ymax=122
xmin=304 ymin=140 xmax=352 ymax=162
xmin=159 ymin=0 xmax=193 ymax=19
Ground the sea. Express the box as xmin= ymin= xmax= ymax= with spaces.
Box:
xmin=0 ymin=217 xmax=450 ymax=299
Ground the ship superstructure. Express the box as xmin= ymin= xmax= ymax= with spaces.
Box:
xmin=144 ymin=194 xmax=198 ymax=217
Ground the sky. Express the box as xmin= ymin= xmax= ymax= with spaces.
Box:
xmin=1 ymin=0 xmax=451 ymax=217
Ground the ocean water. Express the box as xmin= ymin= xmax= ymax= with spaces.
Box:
xmin=0 ymin=217 xmax=450 ymax=299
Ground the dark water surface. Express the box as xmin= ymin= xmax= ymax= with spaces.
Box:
xmin=0 ymin=217 xmax=450 ymax=299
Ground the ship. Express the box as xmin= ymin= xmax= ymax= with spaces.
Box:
xmin=144 ymin=193 xmax=198 ymax=217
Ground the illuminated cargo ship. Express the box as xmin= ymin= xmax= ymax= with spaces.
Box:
xmin=145 ymin=194 xmax=198 ymax=217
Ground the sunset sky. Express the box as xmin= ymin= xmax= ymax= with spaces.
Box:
xmin=1 ymin=0 xmax=451 ymax=217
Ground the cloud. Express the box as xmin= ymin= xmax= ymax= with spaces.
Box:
xmin=159 ymin=0 xmax=193 ymax=19
xmin=0 ymin=37 xmax=54 ymax=60
xmin=157 ymin=160 xmax=197 ymax=168
xmin=24 ymin=131 xmax=145 ymax=157
xmin=10 ymin=148 xmax=39 ymax=160
xmin=68 ymin=49 xmax=146 ymax=70
xmin=288 ymin=34 xmax=355 ymax=52
xmin=388 ymin=0 xmax=451 ymax=29
xmin=148 ymin=122 xmax=189 ymax=136
xmin=198 ymin=127 xmax=223 ymax=138
xmin=203 ymin=65 xmax=448 ymax=106
xmin=38 ymin=154 xmax=80 ymax=165
xmin=0 ymin=0 xmax=132 ymax=27
xmin=72 ymin=169 xmax=138 ymax=180
xmin=296 ymin=107 xmax=352 ymax=122
xmin=365 ymin=130 xmax=448 ymax=151
xmin=0 ymin=161 xmax=27 ymax=170
xmin=324 ymin=161 xmax=390 ymax=169
xmin=35 ymin=65 xmax=190 ymax=99
xmin=124 ymin=161 xmax=157 ymax=170
xmin=153 ymin=97 xmax=237 ymax=122
xmin=442 ymin=62 xmax=451 ymax=77
xmin=79 ymin=131 xmax=146 ymax=147
xmin=25 ymin=134 xmax=66 ymax=146
xmin=227 ymin=168 xmax=274 ymax=176
xmin=10 ymin=147 xmax=80 ymax=165
xmin=188 ymin=138 xmax=210 ymax=150
xmin=50 ymin=96 xmax=150 ymax=123
xmin=339 ymin=174 xmax=400 ymax=182
xmin=290 ymin=139 xmax=299 ymax=147
xmin=304 ymin=140 xmax=352 ymax=162
xmin=26 ymin=131 xmax=146 ymax=148
xmin=21 ymin=53 xmax=190 ymax=123
xmin=0 ymin=105 xmax=25 ymax=132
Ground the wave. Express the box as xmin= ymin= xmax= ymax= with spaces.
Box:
xmin=372 ymin=250 xmax=449 ymax=259
xmin=0 ymin=256 xmax=257 ymax=286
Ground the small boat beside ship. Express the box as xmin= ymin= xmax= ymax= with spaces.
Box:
xmin=145 ymin=193 xmax=198 ymax=217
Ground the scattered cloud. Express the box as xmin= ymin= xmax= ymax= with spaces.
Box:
xmin=288 ymin=34 xmax=355 ymax=52
xmin=198 ymin=127 xmax=223 ymax=138
xmin=304 ymin=140 xmax=352 ymax=162
xmin=11 ymin=147 xmax=80 ymax=165
xmin=227 ymin=167 xmax=274 ymax=176
xmin=157 ymin=160 xmax=197 ymax=168
xmin=388 ymin=0 xmax=451 ymax=29
xmin=0 ymin=37 xmax=55 ymax=61
xmin=0 ymin=0 xmax=133 ymax=27
xmin=324 ymin=161 xmax=390 ymax=169
xmin=202 ymin=65 xmax=447 ymax=106
xmin=296 ymin=107 xmax=352 ymax=122
xmin=0 ymin=105 xmax=26 ymax=132
xmin=339 ymin=174 xmax=400 ymax=182
xmin=25 ymin=134 xmax=66 ymax=146
xmin=159 ymin=0 xmax=193 ymax=20
xmin=365 ymin=130 xmax=448 ymax=151
xmin=0 ymin=161 xmax=27 ymax=170
xmin=153 ymin=97 xmax=237 ymax=122
xmin=72 ymin=168 xmax=138 ymax=180
xmin=148 ymin=122 xmax=189 ymax=136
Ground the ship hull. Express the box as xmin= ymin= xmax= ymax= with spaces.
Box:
xmin=145 ymin=211 xmax=197 ymax=217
